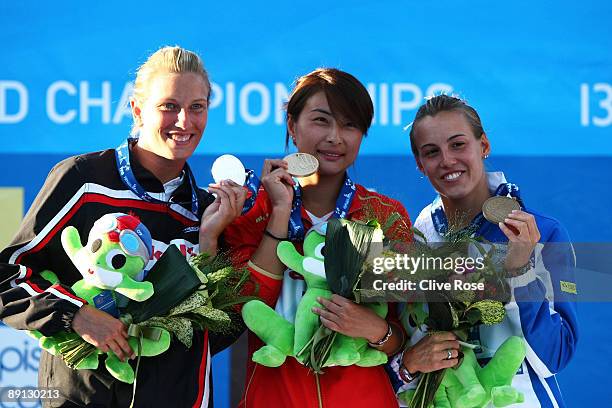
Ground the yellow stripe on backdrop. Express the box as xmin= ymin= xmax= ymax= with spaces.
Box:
xmin=0 ymin=188 xmax=24 ymax=249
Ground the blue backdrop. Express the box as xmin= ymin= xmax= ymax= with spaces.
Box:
xmin=1 ymin=1 xmax=611 ymax=406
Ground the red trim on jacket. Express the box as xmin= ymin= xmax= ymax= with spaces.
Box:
xmin=193 ymin=330 xmax=210 ymax=408
xmin=15 ymin=193 xmax=197 ymax=266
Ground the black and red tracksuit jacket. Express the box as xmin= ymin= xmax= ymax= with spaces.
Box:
xmin=0 ymin=146 xmax=239 ymax=407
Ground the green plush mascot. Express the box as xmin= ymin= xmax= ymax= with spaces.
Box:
xmin=30 ymin=213 xmax=171 ymax=384
xmin=242 ymin=223 xmax=388 ymax=368
xmin=400 ymin=336 xmax=526 ymax=408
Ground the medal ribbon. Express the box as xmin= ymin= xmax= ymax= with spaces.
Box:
xmin=431 ymin=182 xmax=524 ymax=236
xmin=241 ymin=169 xmax=261 ymax=214
xmin=288 ymin=174 xmax=356 ymax=241
xmin=114 ymin=138 xmax=200 ymax=216
xmin=236 ymin=167 xmax=356 ymax=239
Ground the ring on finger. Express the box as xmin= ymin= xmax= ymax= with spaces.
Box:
xmin=445 ymin=349 xmax=453 ymax=360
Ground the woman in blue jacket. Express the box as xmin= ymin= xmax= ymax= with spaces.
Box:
xmin=389 ymin=95 xmax=578 ymax=407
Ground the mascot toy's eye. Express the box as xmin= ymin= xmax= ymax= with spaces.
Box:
xmin=106 ymin=249 xmax=127 ymax=270
xmin=315 ymin=242 xmax=326 ymax=259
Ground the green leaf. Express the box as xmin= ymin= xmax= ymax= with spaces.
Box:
xmin=324 ymin=219 xmax=376 ymax=298
xmin=168 ymin=291 xmax=209 ymax=316
xmin=469 ymin=300 xmax=506 ymax=325
xmin=411 ymin=227 xmax=428 ymax=242
xmin=382 ymin=212 xmax=402 ymax=233
xmin=406 ymin=302 xmax=429 ymax=328
xmin=425 ymin=292 xmax=455 ymax=331
xmin=465 ymin=308 xmax=482 ymax=325
xmin=123 ymin=245 xmax=202 ymax=323
xmin=411 ymin=370 xmax=446 ymax=408
xmin=304 ymin=325 xmax=336 ymax=374
xmin=143 ymin=316 xmax=194 ymax=348
xmin=191 ymin=308 xmax=233 ymax=333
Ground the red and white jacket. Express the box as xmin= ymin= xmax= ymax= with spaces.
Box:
xmin=224 ymin=184 xmax=413 ymax=408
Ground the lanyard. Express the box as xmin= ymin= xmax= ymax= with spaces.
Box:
xmin=114 ymin=139 xmax=200 ymax=216
xmin=431 ymin=182 xmax=524 ymax=237
xmin=238 ymin=167 xmax=356 ymax=239
xmin=242 ymin=169 xmax=260 ymax=215
xmin=288 ymin=174 xmax=357 ymax=241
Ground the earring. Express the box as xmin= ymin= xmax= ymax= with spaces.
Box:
xmin=483 ymin=154 xmax=489 ymax=159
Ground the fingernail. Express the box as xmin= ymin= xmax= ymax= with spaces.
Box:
xmin=504 ymin=218 xmax=510 ymax=223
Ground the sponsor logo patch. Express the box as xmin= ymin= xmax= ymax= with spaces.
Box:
xmin=560 ymin=281 xmax=577 ymax=294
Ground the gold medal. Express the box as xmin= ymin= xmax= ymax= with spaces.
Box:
xmin=482 ymin=196 xmax=520 ymax=224
xmin=283 ymin=153 xmax=319 ymax=177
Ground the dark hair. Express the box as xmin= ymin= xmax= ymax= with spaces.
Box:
xmin=409 ymin=95 xmax=485 ymax=156
xmin=285 ymin=68 xmax=374 ymax=147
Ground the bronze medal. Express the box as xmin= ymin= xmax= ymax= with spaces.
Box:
xmin=482 ymin=196 xmax=521 ymax=224
xmin=283 ymin=153 xmax=319 ymax=177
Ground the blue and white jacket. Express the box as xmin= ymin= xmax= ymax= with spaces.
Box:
xmin=389 ymin=172 xmax=578 ymax=408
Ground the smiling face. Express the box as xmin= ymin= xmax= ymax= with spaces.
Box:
xmin=131 ymin=72 xmax=208 ymax=162
xmin=413 ymin=110 xmax=491 ymax=202
xmin=288 ymin=92 xmax=363 ymax=177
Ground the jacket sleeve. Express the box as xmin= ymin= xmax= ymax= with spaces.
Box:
xmin=209 ymin=321 xmax=247 ymax=356
xmin=0 ymin=157 xmax=88 ymax=336
xmin=221 ymin=189 xmax=282 ymax=308
xmin=511 ymin=222 xmax=579 ymax=377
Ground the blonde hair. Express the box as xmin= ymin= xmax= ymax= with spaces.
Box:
xmin=131 ymin=46 xmax=211 ymax=135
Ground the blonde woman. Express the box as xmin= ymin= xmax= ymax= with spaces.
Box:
xmin=0 ymin=46 xmax=248 ymax=407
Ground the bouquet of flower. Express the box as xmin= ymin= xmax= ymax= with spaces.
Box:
xmin=365 ymin=224 xmax=511 ymax=408
xmin=59 ymin=245 xmax=254 ymax=369
xmin=299 ymin=211 xmax=411 ymax=373
xmin=299 ymin=218 xmax=381 ymax=373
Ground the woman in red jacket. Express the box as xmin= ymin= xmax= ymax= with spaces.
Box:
xmin=225 ymin=68 xmax=412 ymax=408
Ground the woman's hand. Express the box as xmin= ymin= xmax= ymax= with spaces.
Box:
xmin=200 ymin=180 xmax=248 ymax=254
xmin=499 ymin=209 xmax=541 ymax=270
xmin=248 ymin=159 xmax=294 ymax=276
xmin=260 ymin=159 xmax=294 ymax=211
xmin=401 ymin=332 xmax=461 ymax=374
xmin=312 ymin=294 xmax=388 ymax=343
xmin=72 ymin=305 xmax=134 ymax=361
